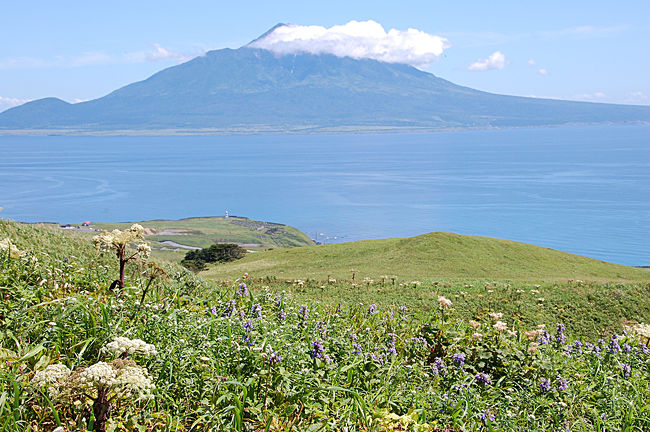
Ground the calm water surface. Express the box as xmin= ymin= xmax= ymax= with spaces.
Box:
xmin=1 ymin=125 xmax=648 ymax=265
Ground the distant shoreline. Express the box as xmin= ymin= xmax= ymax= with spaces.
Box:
xmin=0 ymin=121 xmax=648 ymax=137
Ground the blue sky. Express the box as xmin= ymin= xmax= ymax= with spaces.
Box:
xmin=1 ymin=0 xmax=648 ymax=112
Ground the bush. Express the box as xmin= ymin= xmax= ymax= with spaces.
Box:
xmin=181 ymin=243 xmax=246 ymax=271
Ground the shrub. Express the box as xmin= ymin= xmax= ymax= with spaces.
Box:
xmin=181 ymin=243 xmax=246 ymax=271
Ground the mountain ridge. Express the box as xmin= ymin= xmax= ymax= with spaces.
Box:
xmin=1 ymin=43 xmax=649 ymax=133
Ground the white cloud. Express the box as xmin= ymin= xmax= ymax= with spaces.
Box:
xmin=0 ymin=96 xmax=32 ymax=111
xmin=573 ymin=92 xmax=606 ymax=101
xmin=0 ymin=44 xmax=198 ymax=70
xmin=527 ymin=59 xmax=536 ymax=65
xmin=538 ymin=68 xmax=548 ymax=75
xmin=625 ymin=91 xmax=648 ymax=104
xmin=249 ymin=20 xmax=450 ymax=67
xmin=126 ymin=43 xmax=195 ymax=63
xmin=468 ymin=51 xmax=505 ymax=71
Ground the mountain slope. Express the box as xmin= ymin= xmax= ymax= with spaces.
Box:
xmin=1 ymin=43 xmax=649 ymax=131
xmin=202 ymin=231 xmax=650 ymax=281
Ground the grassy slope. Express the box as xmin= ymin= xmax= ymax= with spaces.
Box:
xmin=204 ymin=231 xmax=650 ymax=281
xmin=60 ymin=216 xmax=314 ymax=261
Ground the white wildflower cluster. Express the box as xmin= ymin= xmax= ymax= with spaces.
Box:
xmin=77 ymin=361 xmax=155 ymax=401
xmin=31 ymin=363 xmax=71 ymax=398
xmin=78 ymin=361 xmax=117 ymax=389
xmin=525 ymin=324 xmax=547 ymax=341
xmin=92 ymin=224 xmax=147 ymax=253
xmin=626 ymin=323 xmax=650 ymax=342
xmin=437 ymin=295 xmax=452 ymax=309
xmin=136 ymin=243 xmax=151 ymax=258
xmin=112 ymin=365 xmax=155 ymax=400
xmin=493 ymin=321 xmax=509 ymax=332
xmin=103 ymin=337 xmax=157 ymax=358
xmin=0 ymin=237 xmax=23 ymax=258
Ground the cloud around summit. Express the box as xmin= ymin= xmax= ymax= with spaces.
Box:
xmin=249 ymin=20 xmax=449 ymax=67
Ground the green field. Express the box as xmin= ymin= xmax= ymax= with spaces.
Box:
xmin=57 ymin=216 xmax=314 ymax=262
xmin=203 ymin=231 xmax=649 ymax=281
xmin=1 ymin=220 xmax=649 ymax=431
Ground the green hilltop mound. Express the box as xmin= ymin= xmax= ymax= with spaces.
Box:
xmin=203 ymin=231 xmax=650 ymax=281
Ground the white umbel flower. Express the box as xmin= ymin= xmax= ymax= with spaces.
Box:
xmin=493 ymin=321 xmax=509 ymax=332
xmin=79 ymin=362 xmax=117 ymax=389
xmin=114 ymin=366 xmax=155 ymax=400
xmin=103 ymin=337 xmax=157 ymax=357
xmin=31 ymin=363 xmax=71 ymax=398
xmin=437 ymin=296 xmax=452 ymax=309
xmin=0 ymin=238 xmax=23 ymax=258
xmin=136 ymin=243 xmax=151 ymax=258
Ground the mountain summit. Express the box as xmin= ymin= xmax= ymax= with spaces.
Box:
xmin=1 ymin=31 xmax=649 ymax=133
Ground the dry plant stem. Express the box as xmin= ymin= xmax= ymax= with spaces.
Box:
xmin=92 ymin=388 xmax=111 ymax=432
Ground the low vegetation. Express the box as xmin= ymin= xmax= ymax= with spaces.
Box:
xmin=181 ymin=243 xmax=247 ymax=272
xmin=0 ymin=220 xmax=648 ymax=431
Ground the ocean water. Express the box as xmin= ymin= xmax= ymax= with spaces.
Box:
xmin=0 ymin=125 xmax=648 ymax=266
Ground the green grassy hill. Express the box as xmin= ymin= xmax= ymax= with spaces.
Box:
xmin=204 ymin=231 xmax=649 ymax=281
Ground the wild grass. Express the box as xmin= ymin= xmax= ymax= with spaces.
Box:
xmin=1 ymin=220 xmax=648 ymax=431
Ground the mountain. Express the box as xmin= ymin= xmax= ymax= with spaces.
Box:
xmin=1 ymin=30 xmax=649 ymax=132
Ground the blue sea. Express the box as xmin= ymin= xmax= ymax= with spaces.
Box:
xmin=1 ymin=125 xmax=648 ymax=266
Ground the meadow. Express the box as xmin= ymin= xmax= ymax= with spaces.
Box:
xmin=0 ymin=220 xmax=648 ymax=431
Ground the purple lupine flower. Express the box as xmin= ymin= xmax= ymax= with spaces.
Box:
xmin=399 ymin=306 xmax=408 ymax=313
xmin=636 ymin=344 xmax=649 ymax=356
xmin=475 ymin=373 xmax=492 ymax=385
xmin=205 ymin=306 xmax=218 ymax=316
xmin=352 ymin=343 xmax=363 ymax=355
xmin=316 ymin=321 xmax=328 ymax=338
xmin=251 ymin=303 xmax=262 ymax=319
xmin=592 ymin=345 xmax=603 ymax=358
xmin=268 ymin=351 xmax=282 ymax=365
xmin=242 ymin=319 xmax=253 ymax=332
xmin=237 ymin=282 xmax=248 ymax=297
xmin=555 ymin=323 xmax=567 ymax=345
xmin=299 ymin=305 xmax=309 ymax=326
xmin=622 ymin=363 xmax=631 ymax=377
xmin=350 ymin=333 xmax=358 ymax=341
xmin=608 ymin=338 xmax=621 ymax=354
xmin=622 ymin=343 xmax=632 ymax=353
xmin=480 ymin=411 xmax=495 ymax=422
xmin=411 ymin=336 xmax=428 ymax=347
xmin=368 ymin=304 xmax=378 ymax=315
xmin=539 ymin=378 xmax=552 ymax=392
xmin=600 ymin=413 xmax=607 ymax=421
xmin=432 ymin=357 xmax=447 ymax=376
xmin=242 ymin=335 xmax=255 ymax=346
xmin=225 ymin=300 xmax=236 ymax=317
xmin=538 ymin=331 xmax=551 ymax=345
xmin=386 ymin=333 xmax=397 ymax=355
xmin=274 ymin=295 xmax=282 ymax=306
xmin=573 ymin=340 xmax=583 ymax=355
xmin=277 ymin=309 xmax=286 ymax=321
xmin=309 ymin=339 xmax=325 ymax=359
xmin=453 ymin=353 xmax=466 ymax=368
xmin=557 ymin=375 xmax=568 ymax=391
